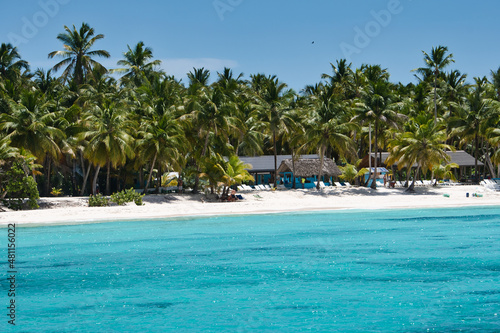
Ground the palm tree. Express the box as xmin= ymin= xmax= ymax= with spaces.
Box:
xmin=187 ymin=67 xmax=210 ymax=91
xmin=353 ymin=79 xmax=406 ymax=189
xmin=303 ymin=93 xmax=357 ymax=190
xmin=232 ymin=98 xmax=264 ymax=156
xmin=253 ymin=75 xmax=295 ymax=187
xmin=339 ymin=163 xmax=358 ymax=185
xmin=199 ymin=154 xmax=225 ymax=195
xmin=432 ymin=162 xmax=459 ymax=186
xmin=214 ymin=155 xmax=254 ymax=198
xmin=448 ymin=77 xmax=499 ymax=182
xmin=414 ymin=45 xmax=454 ymax=123
xmin=321 ymin=59 xmax=354 ymax=98
xmin=48 ymin=22 xmax=110 ymax=87
xmin=214 ymin=67 xmax=245 ymax=100
xmin=0 ymin=138 xmax=19 ymax=163
xmin=490 ymin=67 xmax=500 ymax=101
xmin=114 ymin=41 xmax=162 ymax=86
xmin=386 ymin=118 xmax=453 ymax=192
xmin=80 ymin=101 xmax=135 ymax=195
xmin=183 ymin=81 xmax=243 ymax=193
xmin=0 ymin=91 xmax=70 ymax=195
xmin=0 ymin=43 xmax=29 ymax=82
xmin=136 ymin=112 xmax=184 ymax=194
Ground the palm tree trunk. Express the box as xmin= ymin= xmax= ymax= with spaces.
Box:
xmin=316 ymin=145 xmax=325 ymax=190
xmin=92 ymin=165 xmax=101 ymax=195
xmin=143 ymin=152 xmax=157 ymax=195
xmin=291 ymin=149 xmax=296 ymax=189
xmin=137 ymin=164 xmax=143 ymax=189
xmin=193 ymin=133 xmax=211 ymax=194
xmin=406 ymin=166 xmax=420 ymax=192
xmin=273 ymin=129 xmax=278 ymax=188
xmin=474 ymin=133 xmax=479 ymax=183
xmin=155 ymin=164 xmax=162 ymax=194
xmin=106 ymin=161 xmax=111 ymax=195
xmin=405 ymin=168 xmax=411 ymax=187
xmin=44 ymin=157 xmax=52 ymax=196
xmin=80 ymin=163 xmax=91 ymax=196
xmin=483 ymin=141 xmax=496 ymax=178
xmin=433 ymin=75 xmax=438 ymax=124
xmin=371 ymin=121 xmax=378 ymax=189
xmin=72 ymin=159 xmax=77 ymax=196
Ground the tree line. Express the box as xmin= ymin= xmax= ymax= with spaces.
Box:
xmin=2 ymin=22 xmax=500 ymax=202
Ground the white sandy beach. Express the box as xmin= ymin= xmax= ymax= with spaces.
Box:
xmin=0 ymin=185 xmax=499 ymax=226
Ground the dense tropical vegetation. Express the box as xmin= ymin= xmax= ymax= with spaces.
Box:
xmin=2 ymin=23 xmax=500 ymax=206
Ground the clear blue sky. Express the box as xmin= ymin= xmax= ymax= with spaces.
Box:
xmin=2 ymin=0 xmax=500 ymax=91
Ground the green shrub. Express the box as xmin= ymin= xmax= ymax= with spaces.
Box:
xmin=110 ymin=188 xmax=144 ymax=206
xmin=88 ymin=193 xmax=110 ymax=207
xmin=2 ymin=163 xmax=39 ymax=210
xmin=51 ymin=187 xmax=63 ymax=196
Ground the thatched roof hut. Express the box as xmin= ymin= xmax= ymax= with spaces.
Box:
xmin=277 ymin=158 xmax=342 ymax=177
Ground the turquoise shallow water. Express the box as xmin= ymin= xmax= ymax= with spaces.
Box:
xmin=2 ymin=206 xmax=500 ymax=332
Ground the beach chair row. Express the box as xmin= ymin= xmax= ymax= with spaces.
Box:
xmin=238 ymin=181 xmax=354 ymax=191
xmin=314 ymin=181 xmax=352 ymax=189
xmin=237 ymin=184 xmax=274 ymax=191
xmin=480 ymin=179 xmax=500 ymax=191
xmin=390 ymin=180 xmax=436 ymax=188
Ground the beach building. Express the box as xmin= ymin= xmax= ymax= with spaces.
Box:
xmin=239 ymin=154 xmax=319 ymax=185
xmin=360 ymin=150 xmax=484 ymax=183
xmin=277 ymin=158 xmax=342 ymax=189
xmin=362 ymin=167 xmax=390 ymax=188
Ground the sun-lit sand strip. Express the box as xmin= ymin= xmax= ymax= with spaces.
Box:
xmin=1 ymin=185 xmax=499 ymax=226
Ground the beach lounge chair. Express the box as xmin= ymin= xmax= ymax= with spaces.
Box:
xmin=481 ymin=179 xmax=500 ymax=191
xmin=264 ymin=185 xmax=273 ymax=190
xmin=312 ymin=181 xmax=326 ymax=189
xmin=334 ymin=182 xmax=343 ymax=187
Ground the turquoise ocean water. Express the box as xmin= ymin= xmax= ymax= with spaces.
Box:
xmin=2 ymin=206 xmax=500 ymax=332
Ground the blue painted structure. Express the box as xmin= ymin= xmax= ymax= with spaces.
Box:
xmin=364 ymin=167 xmax=389 ymax=188
xmin=281 ymin=172 xmax=331 ymax=189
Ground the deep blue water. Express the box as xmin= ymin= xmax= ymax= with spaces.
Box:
xmin=2 ymin=206 xmax=500 ymax=332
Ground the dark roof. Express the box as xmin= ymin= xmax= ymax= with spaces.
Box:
xmin=239 ymin=154 xmax=319 ymax=173
xmin=365 ymin=150 xmax=483 ymax=168
xmin=277 ymin=158 xmax=342 ymax=177
xmin=446 ymin=150 xmax=483 ymax=167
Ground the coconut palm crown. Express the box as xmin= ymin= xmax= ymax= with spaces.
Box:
xmin=48 ymin=23 xmax=110 ymax=87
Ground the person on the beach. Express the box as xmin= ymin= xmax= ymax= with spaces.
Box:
xmin=229 ymin=189 xmax=238 ymax=202
xmin=178 ymin=178 xmax=183 ymax=194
